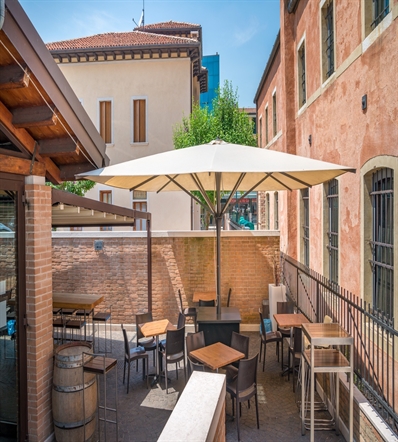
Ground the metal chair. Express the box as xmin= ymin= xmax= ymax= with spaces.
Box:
xmin=160 ymin=326 xmax=186 ymax=393
xmin=186 ymin=331 xmax=206 ymax=377
xmin=121 ymin=326 xmax=148 ymax=393
xmin=225 ymin=331 xmax=249 ymax=382
xmin=198 ymin=299 xmax=215 ymax=307
xmin=259 ymin=309 xmax=282 ymax=371
xmin=178 ymin=289 xmax=197 ymax=332
xmin=135 ymin=312 xmax=156 ymax=370
xmin=276 ymin=301 xmax=295 ymax=369
xmin=226 ymin=287 xmax=232 ymax=307
xmin=226 ymin=354 xmax=260 ymax=441
xmin=288 ymin=326 xmax=302 ymax=392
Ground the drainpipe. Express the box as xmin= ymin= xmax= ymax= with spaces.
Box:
xmin=0 ymin=0 xmax=5 ymax=30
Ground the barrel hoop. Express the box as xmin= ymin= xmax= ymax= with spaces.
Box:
xmin=53 ymin=377 xmax=96 ymax=393
xmin=55 ymin=352 xmax=84 ymax=363
xmin=53 ymin=411 xmax=96 ymax=429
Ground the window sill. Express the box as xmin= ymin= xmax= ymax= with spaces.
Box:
xmin=105 ymin=143 xmax=115 ymax=148
xmin=363 ymin=11 xmax=393 ymax=53
xmin=265 ymin=131 xmax=282 ymax=149
xmin=130 ymin=142 xmax=149 ymax=147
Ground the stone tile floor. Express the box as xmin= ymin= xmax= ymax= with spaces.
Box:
xmin=90 ymin=327 xmax=347 ymax=442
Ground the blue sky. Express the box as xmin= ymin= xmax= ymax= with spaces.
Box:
xmin=19 ymin=0 xmax=280 ymax=108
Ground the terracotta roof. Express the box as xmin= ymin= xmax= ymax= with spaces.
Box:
xmin=135 ymin=21 xmax=200 ymax=31
xmin=46 ymin=31 xmax=198 ymax=51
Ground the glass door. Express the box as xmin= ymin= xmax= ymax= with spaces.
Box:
xmin=0 ymin=175 xmax=27 ymax=441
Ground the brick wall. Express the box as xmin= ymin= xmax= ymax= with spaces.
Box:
xmin=52 ymin=233 xmax=280 ymax=324
xmin=25 ymin=182 xmax=54 ymax=442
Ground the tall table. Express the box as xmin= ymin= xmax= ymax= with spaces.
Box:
xmin=189 ymin=342 xmax=244 ymax=372
xmin=53 ymin=292 xmax=104 ymax=344
xmin=140 ymin=319 xmax=175 ymax=385
xmin=301 ymin=322 xmax=353 ymax=442
xmin=196 ymin=307 xmax=241 ymax=346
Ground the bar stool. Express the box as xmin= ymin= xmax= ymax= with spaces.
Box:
xmin=82 ymin=353 xmax=118 ymax=442
xmin=93 ymin=306 xmax=112 ymax=353
xmin=75 ymin=309 xmax=93 ymax=344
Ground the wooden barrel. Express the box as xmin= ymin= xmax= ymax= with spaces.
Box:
xmin=52 ymin=342 xmax=97 ymax=442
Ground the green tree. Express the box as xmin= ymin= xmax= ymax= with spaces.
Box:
xmin=173 ymin=80 xmax=257 ymax=228
xmin=47 ymin=180 xmax=96 ymax=197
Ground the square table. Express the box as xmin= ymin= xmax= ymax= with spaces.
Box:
xmin=192 ymin=291 xmax=216 ymax=303
xmin=140 ymin=319 xmax=175 ymax=384
xmin=189 ymin=341 xmax=245 ymax=372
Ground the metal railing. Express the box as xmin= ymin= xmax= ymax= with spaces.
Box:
xmin=281 ymin=252 xmax=398 ymax=436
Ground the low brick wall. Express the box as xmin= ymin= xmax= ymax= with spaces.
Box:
xmin=52 ymin=231 xmax=280 ymax=324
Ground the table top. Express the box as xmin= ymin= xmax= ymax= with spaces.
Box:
xmin=140 ymin=319 xmax=175 ymax=337
xmin=196 ymin=307 xmax=241 ymax=323
xmin=273 ymin=313 xmax=309 ymax=328
xmin=189 ymin=342 xmax=245 ymax=370
xmin=53 ymin=293 xmax=104 ymax=310
xmin=192 ymin=291 xmax=216 ymax=302
xmin=302 ymin=322 xmax=353 ymax=346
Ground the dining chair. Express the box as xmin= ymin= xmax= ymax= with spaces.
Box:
xmin=287 ymin=326 xmax=302 ymax=392
xmin=160 ymin=326 xmax=186 ymax=393
xmin=135 ymin=312 xmax=156 ymax=371
xmin=121 ymin=325 xmax=149 ymax=393
xmin=199 ymin=299 xmax=215 ymax=307
xmin=178 ymin=289 xmax=197 ymax=332
xmin=225 ymin=332 xmax=249 ymax=382
xmin=276 ymin=301 xmax=295 ymax=369
xmin=226 ymin=287 xmax=232 ymax=307
xmin=226 ymin=353 xmax=260 ymax=441
xmin=259 ymin=310 xmax=282 ymax=371
xmin=186 ymin=330 xmax=206 ymax=377
xmin=160 ymin=312 xmax=185 ymax=351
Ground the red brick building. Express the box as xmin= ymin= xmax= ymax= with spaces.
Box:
xmin=255 ymin=0 xmax=398 ymax=320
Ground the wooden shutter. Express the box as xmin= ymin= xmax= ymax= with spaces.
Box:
xmin=133 ymin=99 xmax=146 ymax=142
xmin=99 ymin=101 xmax=112 ymax=143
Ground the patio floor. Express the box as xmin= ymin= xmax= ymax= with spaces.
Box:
xmin=89 ymin=327 xmax=347 ymax=442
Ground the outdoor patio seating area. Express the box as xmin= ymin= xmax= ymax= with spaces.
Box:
xmin=79 ymin=326 xmax=347 ymax=442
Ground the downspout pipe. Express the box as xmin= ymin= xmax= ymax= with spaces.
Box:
xmin=0 ymin=0 xmax=5 ymax=30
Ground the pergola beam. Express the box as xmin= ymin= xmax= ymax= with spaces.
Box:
xmin=12 ymin=105 xmax=57 ymax=128
xmin=0 ymin=64 xmax=30 ymax=90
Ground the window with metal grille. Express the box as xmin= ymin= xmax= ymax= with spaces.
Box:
xmin=302 ymin=188 xmax=310 ymax=267
xmin=272 ymin=92 xmax=277 ymax=137
xmin=100 ymin=190 xmax=112 ymax=231
xmin=132 ymin=98 xmax=147 ymax=143
xmin=265 ymin=107 xmax=269 ymax=144
xmin=274 ymin=192 xmax=279 ymax=230
xmin=370 ymin=168 xmax=393 ymax=317
xmin=371 ymin=0 xmax=390 ymax=29
xmin=298 ymin=42 xmax=306 ymax=107
xmin=321 ymin=0 xmax=334 ymax=81
xmin=133 ymin=191 xmax=147 ymax=231
xmin=259 ymin=116 xmax=262 ymax=147
xmin=266 ymin=193 xmax=270 ymax=230
xmin=99 ymin=100 xmax=112 ymax=144
xmin=327 ymin=179 xmax=338 ymax=283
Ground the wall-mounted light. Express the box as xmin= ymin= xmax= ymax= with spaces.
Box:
xmin=362 ymin=94 xmax=367 ymax=111
xmin=94 ymin=240 xmax=104 ymax=251
xmin=308 ymin=134 xmax=312 ymax=146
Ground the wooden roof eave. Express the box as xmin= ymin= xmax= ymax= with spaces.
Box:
xmin=3 ymin=0 xmax=109 ymax=171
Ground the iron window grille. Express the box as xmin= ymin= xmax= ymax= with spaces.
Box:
xmin=302 ymin=188 xmax=310 ymax=267
xmin=324 ymin=1 xmax=334 ymax=79
xmin=274 ymin=192 xmax=279 ymax=230
xmin=370 ymin=168 xmax=394 ymax=318
xmin=265 ymin=107 xmax=269 ymax=144
xmin=298 ymin=44 xmax=306 ymax=106
xmin=272 ymin=93 xmax=277 ymax=137
xmin=266 ymin=193 xmax=270 ymax=230
xmin=327 ymin=179 xmax=339 ymax=284
xmin=371 ymin=0 xmax=390 ymax=29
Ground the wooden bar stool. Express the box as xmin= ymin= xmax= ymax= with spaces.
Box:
xmin=83 ymin=353 xmax=118 ymax=442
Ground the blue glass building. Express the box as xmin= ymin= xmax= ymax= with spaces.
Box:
xmin=200 ymin=53 xmax=220 ymax=112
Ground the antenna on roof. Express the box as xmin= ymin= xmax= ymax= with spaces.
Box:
xmin=132 ymin=0 xmax=145 ymax=28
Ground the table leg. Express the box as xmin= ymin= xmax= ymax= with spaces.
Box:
xmin=310 ymin=345 xmax=314 ymax=442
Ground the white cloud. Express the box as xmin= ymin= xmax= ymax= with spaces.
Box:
xmin=233 ymin=17 xmax=261 ymax=47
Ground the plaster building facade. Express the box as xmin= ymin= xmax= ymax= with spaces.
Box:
xmin=47 ymin=21 xmax=208 ymax=231
xmin=254 ymin=0 xmax=398 ymax=321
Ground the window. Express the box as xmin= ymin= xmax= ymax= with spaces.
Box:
xmin=302 ymin=188 xmax=310 ymax=267
xmin=266 ymin=193 xmax=270 ymax=229
xmin=132 ymin=190 xmax=147 ymax=231
xmin=327 ymin=179 xmax=339 ymax=283
xmin=132 ymin=98 xmax=147 ymax=143
xmin=100 ymin=190 xmax=112 ymax=231
xmin=99 ymin=100 xmax=112 ymax=144
xmin=265 ymin=106 xmax=269 ymax=145
xmin=274 ymin=192 xmax=279 ymax=230
xmin=364 ymin=0 xmax=389 ymax=37
xmin=321 ymin=0 xmax=335 ymax=81
xmin=298 ymin=41 xmax=306 ymax=107
xmin=272 ymin=92 xmax=277 ymax=137
xmin=370 ymin=168 xmax=393 ymax=317
xmin=259 ymin=116 xmax=263 ymax=148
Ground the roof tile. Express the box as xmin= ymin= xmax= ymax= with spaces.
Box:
xmin=135 ymin=20 xmax=200 ymax=30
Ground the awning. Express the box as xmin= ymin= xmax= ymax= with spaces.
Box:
xmin=51 ymin=188 xmax=150 ymax=228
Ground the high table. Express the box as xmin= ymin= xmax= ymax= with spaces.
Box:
xmin=301 ymin=322 xmax=353 ymax=442
xmin=189 ymin=342 xmax=244 ymax=372
xmin=196 ymin=307 xmax=241 ymax=346
xmin=53 ymin=292 xmax=104 ymax=344
xmin=140 ymin=319 xmax=175 ymax=385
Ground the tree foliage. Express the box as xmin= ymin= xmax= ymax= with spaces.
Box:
xmin=47 ymin=180 xmax=96 ymax=197
xmin=173 ymin=80 xmax=257 ymax=149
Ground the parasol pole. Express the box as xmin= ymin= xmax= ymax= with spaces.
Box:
xmin=215 ymin=172 xmax=222 ymax=317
